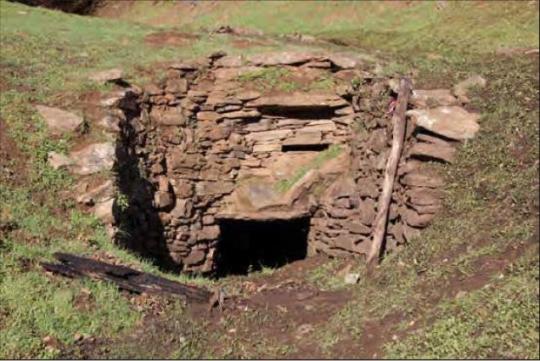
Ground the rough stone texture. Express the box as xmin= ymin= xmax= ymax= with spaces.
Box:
xmin=407 ymin=106 xmax=480 ymax=140
xmin=69 ymin=142 xmax=116 ymax=175
xmin=77 ymin=180 xmax=114 ymax=205
xmin=36 ymin=105 xmax=84 ymax=134
xmin=89 ymin=68 xmax=124 ymax=84
xmin=401 ymin=172 xmax=445 ymax=188
xmin=409 ymin=142 xmax=456 ymax=163
xmin=93 ymin=198 xmax=115 ymax=224
xmin=47 ymin=151 xmax=73 ymax=170
xmin=410 ymin=89 xmax=459 ymax=108
xmin=97 ymin=52 xmax=471 ymax=273
xmin=247 ymin=93 xmax=348 ymax=109
xmin=247 ymin=51 xmax=316 ymax=66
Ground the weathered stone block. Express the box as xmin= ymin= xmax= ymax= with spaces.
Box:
xmin=195 ymin=181 xmax=234 ymax=196
xmin=196 ymin=226 xmax=220 ymax=241
xmin=170 ymin=198 xmax=193 ymax=218
xmin=283 ymin=130 xmax=323 ymax=146
xmin=154 ymin=191 xmax=174 ymax=210
xmin=401 ymin=172 xmax=444 ymax=188
xmin=246 ymin=129 xmax=292 ymax=143
xmin=409 ymin=142 xmax=456 ymax=163
xmin=184 ymin=249 xmax=206 ymax=266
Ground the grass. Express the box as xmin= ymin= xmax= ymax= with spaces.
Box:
xmin=306 ymin=258 xmax=346 ymax=291
xmin=237 ymin=66 xmax=336 ymax=93
xmin=0 ymin=2 xmax=224 ymax=357
xmin=385 ymin=246 xmax=539 ymax=359
xmin=0 ymin=0 xmax=539 ymax=359
xmin=102 ymin=2 xmax=538 ymax=58
xmin=0 ymin=1 xmax=285 ymax=95
xmin=237 ymin=67 xmax=297 ymax=92
xmin=310 ymin=54 xmax=539 ymax=357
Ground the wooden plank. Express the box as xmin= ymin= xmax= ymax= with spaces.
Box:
xmin=41 ymin=252 xmax=212 ymax=303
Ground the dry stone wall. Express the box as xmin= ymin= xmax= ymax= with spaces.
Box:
xmin=72 ymin=51 xmax=482 ymax=274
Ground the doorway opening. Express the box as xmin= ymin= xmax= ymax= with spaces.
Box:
xmin=215 ymin=217 xmax=310 ymax=276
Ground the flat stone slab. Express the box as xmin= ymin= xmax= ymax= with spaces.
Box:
xmin=246 ymin=51 xmax=317 ymax=66
xmin=216 ymin=209 xmax=310 ymax=221
xmin=409 ymin=142 xmax=456 ymax=163
xmin=69 ymin=142 xmax=115 ymax=175
xmin=407 ymin=188 xmax=443 ymax=206
xmin=48 ymin=143 xmax=115 ymax=175
xmin=88 ymin=68 xmax=124 ymax=84
xmin=246 ymin=129 xmax=292 ymax=143
xmin=326 ymin=52 xmax=363 ymax=69
xmin=232 ymin=182 xmax=286 ymax=211
xmin=410 ymin=89 xmax=459 ymax=108
xmin=401 ymin=171 xmax=445 ymax=188
xmin=283 ymin=130 xmax=323 ymax=146
xmin=253 ymin=143 xmax=282 ymax=152
xmin=214 ymin=55 xmax=244 ymax=68
xmin=47 ymin=151 xmax=73 ymax=170
xmin=36 ymin=105 xmax=84 ymax=134
xmin=247 ymin=93 xmax=348 ymax=109
xmin=245 ymin=51 xmax=367 ymax=69
xmin=407 ymin=106 xmax=480 ymax=140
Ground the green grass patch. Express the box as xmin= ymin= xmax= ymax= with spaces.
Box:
xmin=312 ymin=54 xmax=539 ymax=358
xmin=0 ymin=267 xmax=138 ymax=359
xmin=385 ymin=247 xmax=539 ymax=359
xmin=237 ymin=66 xmax=336 ymax=93
xmin=106 ymin=2 xmax=538 ymax=57
xmin=0 ymin=3 xmax=223 ymax=357
xmin=237 ymin=67 xmax=296 ymax=92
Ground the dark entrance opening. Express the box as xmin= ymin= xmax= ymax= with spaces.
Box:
xmin=215 ymin=217 xmax=310 ymax=276
xmin=282 ymin=143 xmax=329 ymax=152
xmin=257 ymin=105 xmax=336 ymax=119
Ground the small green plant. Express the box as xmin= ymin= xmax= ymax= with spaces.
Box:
xmin=310 ymin=75 xmax=336 ymax=91
xmin=274 ymin=145 xmax=342 ymax=193
xmin=115 ymin=192 xmax=130 ymax=211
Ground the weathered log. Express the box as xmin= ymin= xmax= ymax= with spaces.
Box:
xmin=41 ymin=252 xmax=212 ymax=303
xmin=366 ymin=78 xmax=412 ymax=269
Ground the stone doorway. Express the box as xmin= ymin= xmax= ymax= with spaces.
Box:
xmin=215 ymin=217 xmax=310 ymax=276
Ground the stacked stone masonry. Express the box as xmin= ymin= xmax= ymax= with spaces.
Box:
xmin=97 ymin=51 xmax=480 ymax=274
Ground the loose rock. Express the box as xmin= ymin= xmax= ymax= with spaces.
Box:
xmin=410 ymin=89 xmax=459 ymax=108
xmin=88 ymin=68 xmax=124 ymax=84
xmin=36 ymin=105 xmax=84 ymax=135
xmin=407 ymin=106 xmax=480 ymax=140
xmin=344 ymin=273 xmax=360 ymax=284
xmin=69 ymin=142 xmax=116 ymax=175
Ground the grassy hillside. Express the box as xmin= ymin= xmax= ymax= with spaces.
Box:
xmin=97 ymin=1 xmax=538 ymax=53
xmin=1 ymin=0 xmax=538 ymax=358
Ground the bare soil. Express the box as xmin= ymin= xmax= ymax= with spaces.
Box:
xmin=144 ymin=31 xmax=200 ymax=47
xmin=0 ymin=120 xmax=26 ymax=186
xmin=231 ymin=37 xmax=273 ymax=49
xmin=59 ymin=233 xmax=538 ymax=359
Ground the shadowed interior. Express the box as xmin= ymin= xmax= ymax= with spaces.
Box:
xmin=215 ymin=217 xmax=310 ymax=276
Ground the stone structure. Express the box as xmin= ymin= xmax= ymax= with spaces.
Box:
xmin=57 ymin=51 xmax=480 ymax=275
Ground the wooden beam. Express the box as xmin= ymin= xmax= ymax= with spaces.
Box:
xmin=366 ymin=78 xmax=412 ymax=269
xmin=41 ymin=252 xmax=212 ymax=303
